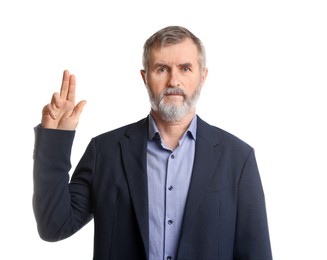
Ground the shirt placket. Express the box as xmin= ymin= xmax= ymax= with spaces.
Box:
xmin=164 ymin=151 xmax=178 ymax=260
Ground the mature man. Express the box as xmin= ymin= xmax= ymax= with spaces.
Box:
xmin=33 ymin=26 xmax=273 ymax=260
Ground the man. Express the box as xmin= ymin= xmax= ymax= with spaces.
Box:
xmin=33 ymin=26 xmax=273 ymax=260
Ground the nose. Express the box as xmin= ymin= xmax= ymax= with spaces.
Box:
xmin=168 ymin=68 xmax=180 ymax=87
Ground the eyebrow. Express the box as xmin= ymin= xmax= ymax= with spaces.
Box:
xmin=153 ymin=62 xmax=193 ymax=69
xmin=154 ymin=63 xmax=169 ymax=69
xmin=179 ymin=62 xmax=193 ymax=68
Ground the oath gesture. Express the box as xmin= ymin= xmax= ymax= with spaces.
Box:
xmin=41 ymin=70 xmax=86 ymax=130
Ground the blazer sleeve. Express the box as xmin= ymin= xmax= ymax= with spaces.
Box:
xmin=33 ymin=125 xmax=93 ymax=242
xmin=234 ymin=148 xmax=273 ymax=260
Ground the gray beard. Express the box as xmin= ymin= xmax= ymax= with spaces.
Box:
xmin=147 ymin=85 xmax=202 ymax=122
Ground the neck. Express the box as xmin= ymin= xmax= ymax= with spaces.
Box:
xmin=151 ymin=110 xmax=195 ymax=150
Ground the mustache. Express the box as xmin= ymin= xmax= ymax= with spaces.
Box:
xmin=163 ymin=87 xmax=185 ymax=96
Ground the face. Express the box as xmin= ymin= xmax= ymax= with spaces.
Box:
xmin=141 ymin=38 xmax=208 ymax=122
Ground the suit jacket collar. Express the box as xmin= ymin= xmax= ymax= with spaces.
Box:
xmin=120 ymin=117 xmax=150 ymax=257
xmin=119 ymin=116 xmax=222 ymax=257
xmin=181 ymin=116 xmax=222 ymax=233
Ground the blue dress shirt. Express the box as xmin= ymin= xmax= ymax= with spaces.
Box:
xmin=147 ymin=114 xmax=197 ymax=260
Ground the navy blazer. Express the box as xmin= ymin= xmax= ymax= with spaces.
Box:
xmin=33 ymin=116 xmax=272 ymax=260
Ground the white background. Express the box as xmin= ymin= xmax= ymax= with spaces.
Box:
xmin=1 ymin=0 xmax=326 ymax=259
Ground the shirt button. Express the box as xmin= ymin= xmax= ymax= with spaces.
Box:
xmin=168 ymin=185 xmax=173 ymax=191
xmin=167 ymin=256 xmax=172 ymax=260
xmin=171 ymin=154 xmax=175 ymax=159
xmin=168 ymin=220 xmax=173 ymax=225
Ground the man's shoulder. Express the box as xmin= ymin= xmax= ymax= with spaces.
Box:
xmin=93 ymin=117 xmax=148 ymax=142
xmin=197 ymin=116 xmax=253 ymax=151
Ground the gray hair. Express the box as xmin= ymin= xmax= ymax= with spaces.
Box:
xmin=142 ymin=26 xmax=206 ymax=72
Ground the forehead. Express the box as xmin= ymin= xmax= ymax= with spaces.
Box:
xmin=149 ymin=38 xmax=199 ymax=65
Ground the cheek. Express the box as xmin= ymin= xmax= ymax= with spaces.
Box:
xmin=184 ymin=78 xmax=200 ymax=93
xmin=147 ymin=77 xmax=167 ymax=93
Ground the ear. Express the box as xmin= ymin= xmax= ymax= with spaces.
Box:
xmin=140 ymin=70 xmax=146 ymax=85
xmin=201 ymin=68 xmax=208 ymax=87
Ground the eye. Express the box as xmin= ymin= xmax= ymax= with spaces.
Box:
xmin=157 ymin=67 xmax=169 ymax=73
xmin=181 ymin=66 xmax=191 ymax=72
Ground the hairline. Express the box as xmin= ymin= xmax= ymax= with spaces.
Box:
xmin=142 ymin=26 xmax=206 ymax=73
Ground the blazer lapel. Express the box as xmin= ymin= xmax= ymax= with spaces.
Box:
xmin=180 ymin=117 xmax=222 ymax=236
xmin=120 ymin=118 xmax=149 ymax=257
xmin=119 ymin=116 xmax=222 ymax=257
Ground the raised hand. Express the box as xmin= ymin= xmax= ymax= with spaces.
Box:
xmin=41 ymin=70 xmax=86 ymax=130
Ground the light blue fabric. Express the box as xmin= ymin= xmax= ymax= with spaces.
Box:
xmin=147 ymin=114 xmax=197 ymax=260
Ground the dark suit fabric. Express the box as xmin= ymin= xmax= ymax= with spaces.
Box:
xmin=33 ymin=116 xmax=272 ymax=260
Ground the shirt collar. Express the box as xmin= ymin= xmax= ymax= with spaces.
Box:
xmin=148 ymin=114 xmax=197 ymax=141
